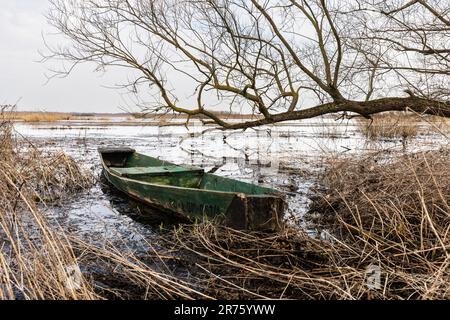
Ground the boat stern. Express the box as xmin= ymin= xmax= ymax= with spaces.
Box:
xmin=224 ymin=193 xmax=285 ymax=232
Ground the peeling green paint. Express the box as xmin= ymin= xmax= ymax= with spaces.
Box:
xmin=99 ymin=148 xmax=285 ymax=231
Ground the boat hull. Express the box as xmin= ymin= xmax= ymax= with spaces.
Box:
xmin=99 ymin=148 xmax=285 ymax=231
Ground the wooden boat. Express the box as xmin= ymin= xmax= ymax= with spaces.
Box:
xmin=98 ymin=147 xmax=285 ymax=231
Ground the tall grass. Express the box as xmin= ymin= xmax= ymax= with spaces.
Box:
xmin=0 ymin=106 xmax=98 ymax=299
xmin=307 ymin=150 xmax=449 ymax=299
xmin=11 ymin=112 xmax=72 ymax=122
xmin=0 ymin=106 xmax=212 ymax=299
xmin=358 ymin=112 xmax=419 ymax=140
xmin=1 ymin=105 xmax=448 ymax=300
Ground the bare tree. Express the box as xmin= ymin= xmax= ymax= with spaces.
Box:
xmin=353 ymin=0 xmax=450 ymax=100
xmin=45 ymin=0 xmax=450 ymax=129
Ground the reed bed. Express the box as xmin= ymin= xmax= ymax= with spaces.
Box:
xmin=1 ymin=105 xmax=448 ymax=300
xmin=11 ymin=112 xmax=72 ymax=122
xmin=0 ymin=106 xmax=98 ymax=299
xmin=69 ymin=238 xmax=213 ymax=300
xmin=307 ymin=149 xmax=450 ymax=299
xmin=0 ymin=106 xmax=213 ymax=300
xmin=358 ymin=112 xmax=420 ymax=140
xmin=160 ymin=147 xmax=449 ymax=299
xmin=166 ymin=224 xmax=349 ymax=299
xmin=8 ymin=112 xmax=112 ymax=122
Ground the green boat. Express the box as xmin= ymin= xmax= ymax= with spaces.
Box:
xmin=98 ymin=147 xmax=285 ymax=231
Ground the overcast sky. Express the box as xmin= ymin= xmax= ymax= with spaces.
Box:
xmin=0 ymin=0 xmax=126 ymax=113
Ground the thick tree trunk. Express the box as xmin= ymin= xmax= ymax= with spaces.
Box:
xmin=222 ymin=97 xmax=450 ymax=129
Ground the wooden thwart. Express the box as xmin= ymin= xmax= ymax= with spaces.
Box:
xmin=110 ymin=166 xmax=204 ymax=177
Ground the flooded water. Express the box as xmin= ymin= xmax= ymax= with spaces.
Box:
xmin=13 ymin=118 xmax=447 ymax=252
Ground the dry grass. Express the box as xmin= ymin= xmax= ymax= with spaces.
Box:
xmin=307 ymin=149 xmax=450 ymax=299
xmin=0 ymin=106 xmax=215 ymax=300
xmin=69 ymin=238 xmax=213 ymax=300
xmin=1 ymin=105 xmax=448 ymax=300
xmin=358 ymin=112 xmax=420 ymax=140
xmin=159 ymin=149 xmax=449 ymax=299
xmin=9 ymin=112 xmax=113 ymax=122
xmin=0 ymin=106 xmax=98 ymax=299
xmin=11 ymin=112 xmax=72 ymax=122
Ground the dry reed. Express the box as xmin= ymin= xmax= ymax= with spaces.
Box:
xmin=11 ymin=112 xmax=72 ymax=122
xmin=0 ymin=106 xmax=98 ymax=299
xmin=358 ymin=112 xmax=420 ymax=140
xmin=1 ymin=105 xmax=448 ymax=300
xmin=160 ymin=148 xmax=449 ymax=299
xmin=307 ymin=149 xmax=450 ymax=299
xmin=0 ymin=106 xmax=213 ymax=300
